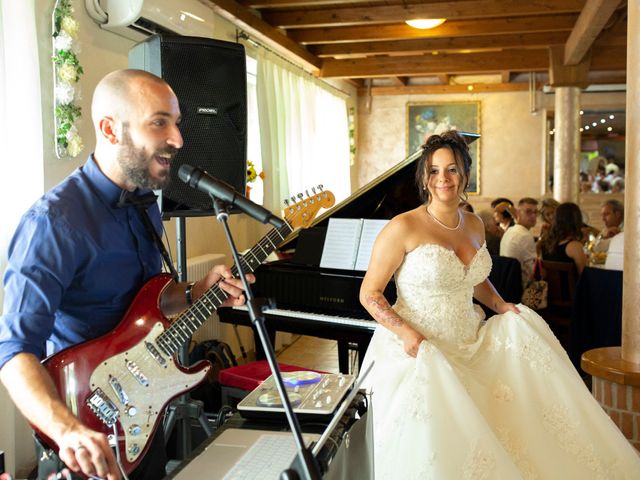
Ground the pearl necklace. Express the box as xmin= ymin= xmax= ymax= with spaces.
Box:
xmin=426 ymin=207 xmax=462 ymax=231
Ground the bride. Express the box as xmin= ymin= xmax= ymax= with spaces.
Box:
xmin=359 ymin=130 xmax=640 ymax=479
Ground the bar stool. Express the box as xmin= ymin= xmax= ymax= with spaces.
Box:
xmin=218 ymin=360 xmax=324 ymax=406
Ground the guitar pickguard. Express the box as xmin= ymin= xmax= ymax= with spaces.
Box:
xmin=89 ymin=322 xmax=209 ymax=462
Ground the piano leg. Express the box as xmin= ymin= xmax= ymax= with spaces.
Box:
xmin=338 ymin=339 xmax=372 ymax=374
xmin=252 ymin=326 xmax=277 ymax=361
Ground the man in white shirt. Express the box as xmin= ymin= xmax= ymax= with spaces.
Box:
xmin=500 ymin=197 xmax=539 ymax=288
xmin=604 ymin=231 xmax=624 ymax=271
xmin=593 ymin=199 xmax=624 ymax=253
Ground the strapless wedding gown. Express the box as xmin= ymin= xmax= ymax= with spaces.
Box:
xmin=360 ymin=243 xmax=640 ymax=479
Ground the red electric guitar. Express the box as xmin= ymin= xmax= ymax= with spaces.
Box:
xmin=34 ymin=188 xmax=335 ymax=476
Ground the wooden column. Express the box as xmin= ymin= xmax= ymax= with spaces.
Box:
xmin=552 ymin=87 xmax=581 ymax=202
xmin=582 ymin=2 xmax=640 ymax=453
xmin=622 ymin=0 xmax=640 ymax=364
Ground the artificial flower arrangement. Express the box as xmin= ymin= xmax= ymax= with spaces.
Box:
xmin=53 ymin=0 xmax=84 ymax=158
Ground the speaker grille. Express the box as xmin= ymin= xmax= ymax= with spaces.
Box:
xmin=130 ymin=35 xmax=247 ymax=215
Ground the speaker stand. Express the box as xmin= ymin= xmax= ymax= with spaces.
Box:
xmin=163 ymin=217 xmax=213 ymax=460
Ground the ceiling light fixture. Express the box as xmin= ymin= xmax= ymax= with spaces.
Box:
xmin=405 ymin=18 xmax=446 ymax=29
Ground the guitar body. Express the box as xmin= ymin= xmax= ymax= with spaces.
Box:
xmin=36 ymin=273 xmax=210 ymax=475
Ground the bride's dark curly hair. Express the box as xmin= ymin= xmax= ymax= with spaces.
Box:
xmin=415 ymin=130 xmax=472 ymax=203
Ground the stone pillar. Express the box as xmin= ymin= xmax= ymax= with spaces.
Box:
xmin=552 ymin=87 xmax=580 ymax=202
xmin=582 ymin=1 xmax=640 ymax=452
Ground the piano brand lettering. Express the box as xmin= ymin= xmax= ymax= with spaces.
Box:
xmin=319 ymin=296 xmax=345 ymax=304
xmin=197 ymin=107 xmax=218 ymax=115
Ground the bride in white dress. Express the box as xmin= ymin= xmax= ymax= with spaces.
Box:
xmin=359 ymin=131 xmax=640 ymax=479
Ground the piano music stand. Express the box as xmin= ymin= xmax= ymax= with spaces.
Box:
xmin=211 ymin=197 xmax=322 ymax=480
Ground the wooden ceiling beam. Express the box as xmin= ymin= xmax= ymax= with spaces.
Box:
xmin=320 ymin=47 xmax=625 ymax=78
xmin=388 ymin=76 xmax=408 ymax=86
xmin=357 ymin=82 xmax=535 ymax=96
xmin=310 ymin=32 xmax=569 ymax=58
xmin=290 ymin=14 xmax=578 ymax=44
xmin=438 ymin=74 xmax=450 ymax=85
xmin=321 ymin=49 xmax=551 ymax=78
xmin=564 ymin=0 xmax=623 ymax=65
xmin=264 ymin=0 xmax=584 ymax=28
xmin=240 ymin=0 xmax=373 ymax=8
xmin=201 ymin=0 xmax=321 ymax=70
xmin=501 ymin=71 xmax=511 ymax=83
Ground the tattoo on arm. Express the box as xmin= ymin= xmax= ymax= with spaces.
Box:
xmin=365 ymin=293 xmax=404 ymax=327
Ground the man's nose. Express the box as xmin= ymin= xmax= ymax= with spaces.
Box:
xmin=168 ymin=125 xmax=183 ymax=149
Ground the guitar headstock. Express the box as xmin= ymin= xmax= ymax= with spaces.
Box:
xmin=283 ymin=186 xmax=336 ymax=229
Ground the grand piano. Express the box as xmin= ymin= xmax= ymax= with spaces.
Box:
xmin=218 ymin=134 xmax=485 ymax=373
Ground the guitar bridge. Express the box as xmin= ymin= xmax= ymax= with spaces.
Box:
xmin=87 ymin=388 xmax=119 ymax=426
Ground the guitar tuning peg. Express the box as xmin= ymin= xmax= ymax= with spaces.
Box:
xmin=284 ymin=199 xmax=289 ymax=207
xmin=312 ymin=187 xmax=317 ymax=194
xmin=297 ymin=193 xmax=304 ymax=200
xmin=305 ymin=190 xmax=310 ymax=197
xmin=290 ymin=196 xmax=296 ymax=204
xmin=317 ymin=184 xmax=324 ymax=191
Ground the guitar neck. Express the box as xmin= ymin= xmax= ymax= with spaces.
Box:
xmin=156 ymin=220 xmax=293 ymax=356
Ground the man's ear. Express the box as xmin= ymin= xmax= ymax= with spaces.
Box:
xmin=98 ymin=116 xmax=120 ymax=145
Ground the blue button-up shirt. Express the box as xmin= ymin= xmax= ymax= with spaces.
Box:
xmin=0 ymin=156 xmax=163 ymax=368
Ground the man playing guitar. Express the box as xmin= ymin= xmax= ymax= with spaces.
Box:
xmin=0 ymin=70 xmax=251 ymax=480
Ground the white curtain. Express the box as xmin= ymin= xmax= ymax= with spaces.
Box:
xmin=256 ymin=50 xmax=350 ymax=211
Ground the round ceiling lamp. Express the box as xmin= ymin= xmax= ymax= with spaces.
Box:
xmin=405 ymin=18 xmax=446 ymax=29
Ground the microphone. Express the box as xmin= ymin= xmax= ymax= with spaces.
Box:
xmin=178 ymin=164 xmax=285 ymax=229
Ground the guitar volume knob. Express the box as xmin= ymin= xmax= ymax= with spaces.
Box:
xmin=129 ymin=425 xmax=142 ymax=436
xmin=126 ymin=405 xmax=137 ymax=417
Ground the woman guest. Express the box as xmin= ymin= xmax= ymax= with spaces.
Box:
xmin=492 ymin=199 xmax=516 ymax=232
xmin=358 ymin=130 xmax=639 ymax=478
xmin=539 ymin=202 xmax=588 ymax=274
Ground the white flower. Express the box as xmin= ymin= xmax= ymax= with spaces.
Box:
xmin=58 ymin=63 xmax=77 ymax=83
xmin=66 ymin=132 xmax=84 ymax=157
xmin=55 ymin=82 xmax=75 ymax=104
xmin=54 ymin=31 xmax=73 ymax=50
xmin=492 ymin=381 xmax=514 ymax=402
xmin=61 ymin=16 xmax=79 ymax=38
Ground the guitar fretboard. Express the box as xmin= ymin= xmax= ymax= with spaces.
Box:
xmin=156 ymin=220 xmax=293 ymax=356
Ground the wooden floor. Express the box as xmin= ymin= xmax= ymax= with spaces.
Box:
xmin=275 ymin=335 xmax=341 ymax=373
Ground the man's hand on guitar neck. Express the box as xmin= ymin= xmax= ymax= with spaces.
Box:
xmin=0 ymin=353 xmax=121 ymax=480
xmin=161 ymin=264 xmax=255 ymax=316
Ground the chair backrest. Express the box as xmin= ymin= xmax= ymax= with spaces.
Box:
xmin=541 ymin=260 xmax=578 ymax=309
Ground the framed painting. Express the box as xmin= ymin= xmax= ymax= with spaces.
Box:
xmin=407 ymin=101 xmax=481 ymax=194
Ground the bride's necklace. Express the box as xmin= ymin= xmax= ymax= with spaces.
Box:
xmin=426 ymin=206 xmax=462 ymax=231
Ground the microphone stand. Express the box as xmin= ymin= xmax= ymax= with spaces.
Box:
xmin=212 ymin=197 xmax=321 ymax=480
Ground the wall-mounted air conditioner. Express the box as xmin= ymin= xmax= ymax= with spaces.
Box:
xmin=85 ymin=0 xmax=216 ymax=41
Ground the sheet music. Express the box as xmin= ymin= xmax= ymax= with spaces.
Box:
xmin=320 ymin=218 xmax=388 ymax=270
xmin=319 ymin=218 xmax=363 ymax=269
xmin=354 ymin=219 xmax=388 ymax=270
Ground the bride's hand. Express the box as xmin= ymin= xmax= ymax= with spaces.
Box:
xmin=497 ymin=302 xmax=520 ymax=314
xmin=401 ymin=328 xmax=426 ymax=357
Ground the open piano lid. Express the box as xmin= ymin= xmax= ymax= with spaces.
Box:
xmin=278 ymin=131 xmax=480 ymax=253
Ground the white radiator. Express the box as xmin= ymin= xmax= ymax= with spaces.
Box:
xmin=183 ymin=253 xmax=226 ymax=341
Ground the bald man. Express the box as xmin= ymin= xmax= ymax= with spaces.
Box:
xmin=0 ymin=70 xmax=249 ymax=480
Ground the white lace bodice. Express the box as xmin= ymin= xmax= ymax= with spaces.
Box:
xmin=393 ymin=242 xmax=492 ymax=345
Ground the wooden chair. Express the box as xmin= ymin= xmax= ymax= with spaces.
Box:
xmin=539 ymin=260 xmax=578 ymax=348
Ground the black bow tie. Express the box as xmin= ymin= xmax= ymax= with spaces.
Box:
xmin=115 ymin=190 xmax=158 ymax=210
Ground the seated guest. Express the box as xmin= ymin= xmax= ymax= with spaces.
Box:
xmin=593 ymin=199 xmax=624 ymax=253
xmin=539 ymin=202 xmax=587 ymax=274
xmin=500 ymin=197 xmax=538 ymax=288
xmin=492 ymin=199 xmax=516 ymax=232
xmin=537 ymin=198 xmax=559 ymax=244
xmin=477 ymin=210 xmax=501 ymax=255
xmin=604 ymin=231 xmax=624 ymax=271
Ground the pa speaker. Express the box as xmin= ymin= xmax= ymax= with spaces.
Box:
xmin=129 ymin=35 xmax=247 ymax=215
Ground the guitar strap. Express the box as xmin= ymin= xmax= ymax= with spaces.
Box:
xmin=117 ymin=189 xmax=180 ymax=282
